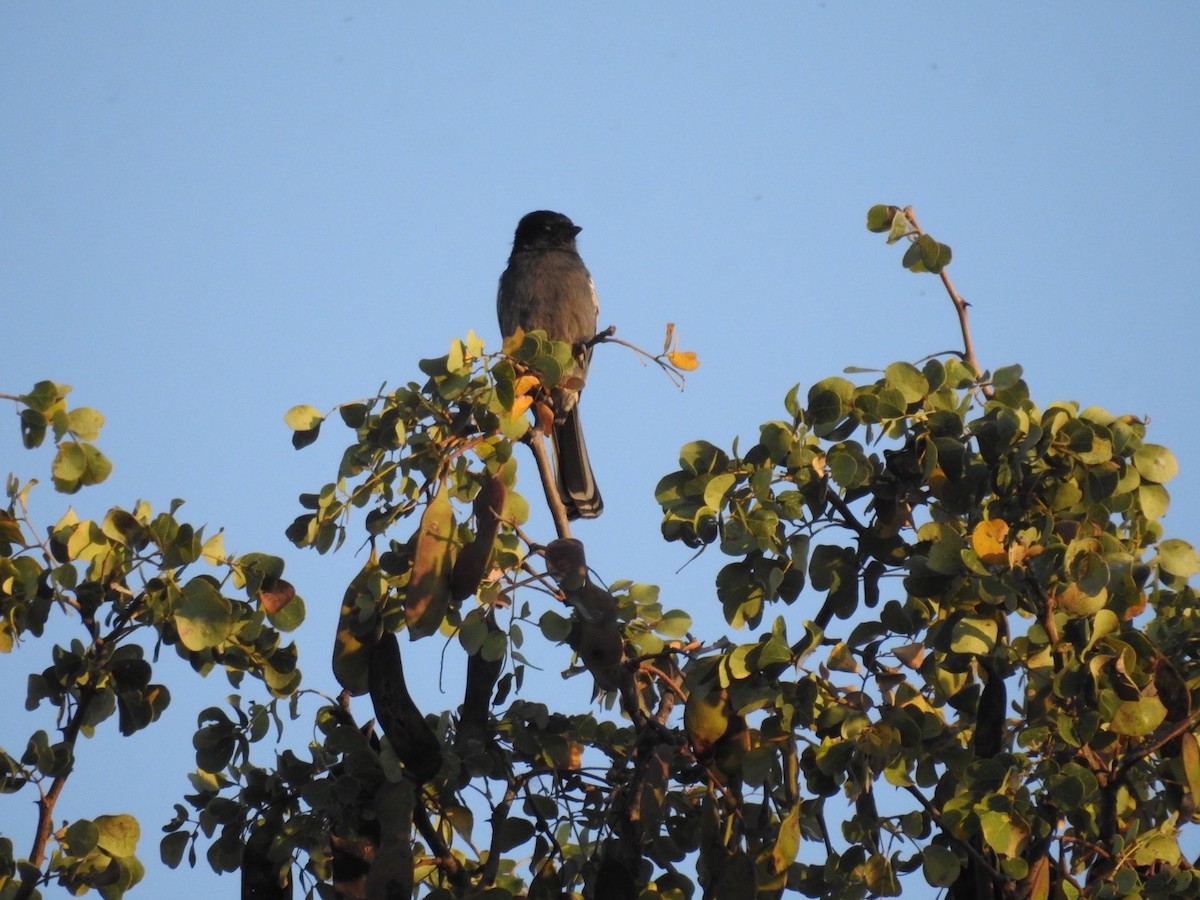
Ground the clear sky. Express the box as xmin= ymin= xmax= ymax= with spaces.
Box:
xmin=3 ymin=5 xmax=1199 ymax=898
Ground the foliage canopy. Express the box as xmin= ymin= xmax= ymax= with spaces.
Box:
xmin=3 ymin=207 xmax=1199 ymax=900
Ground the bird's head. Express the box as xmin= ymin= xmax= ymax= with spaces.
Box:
xmin=512 ymin=210 xmax=582 ymax=252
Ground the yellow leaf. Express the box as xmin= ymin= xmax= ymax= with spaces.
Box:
xmin=811 ymin=454 xmax=827 ymax=478
xmin=667 ymin=349 xmax=700 ymax=371
xmin=513 ymin=374 xmax=541 ymax=397
xmin=201 ymin=531 xmax=226 ymax=566
xmin=1008 ymin=534 xmax=1043 ymax=569
xmin=464 ymin=329 xmax=484 ymax=360
xmin=971 ymin=519 xmax=1009 ymax=566
xmin=1056 ymin=583 xmax=1108 ymax=618
xmin=1181 ymin=733 xmax=1200 ymax=821
xmin=509 ymin=395 xmax=533 ymax=423
xmin=501 ymin=327 xmax=526 ymax=355
xmin=1024 ymin=854 xmax=1050 ymax=900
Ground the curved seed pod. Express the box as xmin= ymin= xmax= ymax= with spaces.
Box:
xmin=404 ymin=482 xmax=456 ymax=639
xmin=450 ymin=474 xmax=506 ymax=602
xmin=368 ymin=631 xmax=442 ymax=782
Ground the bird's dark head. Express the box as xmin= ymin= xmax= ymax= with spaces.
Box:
xmin=512 ymin=210 xmax=582 ymax=252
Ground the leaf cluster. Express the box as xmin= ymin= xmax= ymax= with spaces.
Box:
xmin=1 ymin=384 xmax=304 ymax=899
xmin=6 ymin=213 xmax=1200 ymax=900
xmin=159 ymin=309 xmax=1200 ymax=900
xmin=654 ymin=352 xmax=1200 ymax=897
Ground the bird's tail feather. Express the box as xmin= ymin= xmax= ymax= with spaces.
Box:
xmin=551 ymin=406 xmax=603 ymax=519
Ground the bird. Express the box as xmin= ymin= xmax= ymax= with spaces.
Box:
xmin=496 ymin=210 xmax=603 ymax=519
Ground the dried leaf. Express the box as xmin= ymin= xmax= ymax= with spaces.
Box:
xmin=971 ymin=519 xmax=1009 ymax=566
xmin=258 ymin=578 xmax=295 ymax=615
xmin=667 ymin=349 xmax=700 ymax=371
xmin=509 ymin=394 xmax=533 ymax=423
xmin=513 ymin=374 xmax=541 ymax=397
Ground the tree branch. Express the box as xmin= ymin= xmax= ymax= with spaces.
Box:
xmin=902 ymin=207 xmax=991 ymax=398
xmin=527 ymin=427 xmax=573 ymax=540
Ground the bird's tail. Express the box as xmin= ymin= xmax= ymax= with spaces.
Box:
xmin=551 ymin=405 xmax=603 ymax=519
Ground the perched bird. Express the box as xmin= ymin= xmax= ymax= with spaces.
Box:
xmin=497 ymin=210 xmax=603 ymax=519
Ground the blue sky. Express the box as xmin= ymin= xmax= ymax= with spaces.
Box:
xmin=3 ymin=5 xmax=1199 ymax=897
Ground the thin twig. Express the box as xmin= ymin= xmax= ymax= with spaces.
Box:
xmin=1115 ymin=704 xmax=1200 ymax=782
xmin=412 ymin=803 xmax=467 ymax=888
xmin=527 ymin=428 xmax=572 ymax=540
xmin=480 ymin=782 xmax=519 ymax=886
xmin=17 ymin=685 xmax=99 ymax=900
xmin=902 ymin=784 xmax=1007 ymax=885
xmin=591 ymin=328 xmax=692 ymax=390
xmin=902 ymin=207 xmax=992 ymax=399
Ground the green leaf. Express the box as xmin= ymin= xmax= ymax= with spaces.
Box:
xmin=94 ymin=813 xmax=140 ymax=857
xmin=285 ymin=404 xmax=324 ymax=431
xmin=494 ymin=817 xmax=535 ymax=853
xmin=539 ymin=610 xmax=572 ymax=642
xmin=1109 ymin=696 xmax=1167 ymax=737
xmin=1134 ymin=444 xmax=1178 ymax=484
xmin=703 ymin=472 xmax=737 ymax=510
xmin=1158 ymin=539 xmax=1200 ymax=578
xmin=160 ymin=831 xmax=189 ymax=869
xmin=51 ymin=443 xmax=112 ymax=492
xmin=64 ymin=819 xmax=100 ymax=856
xmin=908 ymin=233 xmax=952 ymax=273
xmin=19 ymin=407 xmax=48 ymax=448
xmin=991 ymin=364 xmax=1024 ymax=390
xmin=267 ymin=592 xmax=305 ymax=632
xmin=1139 ymin=483 xmax=1170 ymax=519
xmin=175 ymin=577 xmax=235 ymax=651
xmin=866 ymin=204 xmax=897 ymax=233
xmin=980 ymin=808 xmax=1028 ymax=857
xmin=771 ymin=803 xmax=801 ymax=872
xmin=66 ymin=407 xmax=105 ymax=441
xmin=949 ymin=616 xmax=998 ymax=655
xmin=444 ymin=803 xmax=474 ymax=844
xmin=52 ymin=442 xmax=86 ymax=481
xmin=23 ymin=379 xmax=69 ymax=412
xmin=338 ymin=402 xmax=369 ymax=428
xmin=807 ymin=377 xmax=854 ymax=434
xmin=656 ymin=609 xmax=693 ymax=639
xmin=884 ymin=362 xmax=929 ymax=404
xmin=1056 ymin=584 xmax=1108 ymax=619
xmin=1131 ymin=825 xmax=1182 ymax=866
xmin=678 ymin=440 xmax=730 ymax=476
xmin=233 ymin=552 xmax=285 ymax=594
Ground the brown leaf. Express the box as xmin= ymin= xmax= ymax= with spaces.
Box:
xmin=257 ymin=578 xmax=295 ymax=615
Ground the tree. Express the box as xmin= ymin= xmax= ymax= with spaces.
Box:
xmin=3 ymin=206 xmax=1198 ymax=899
